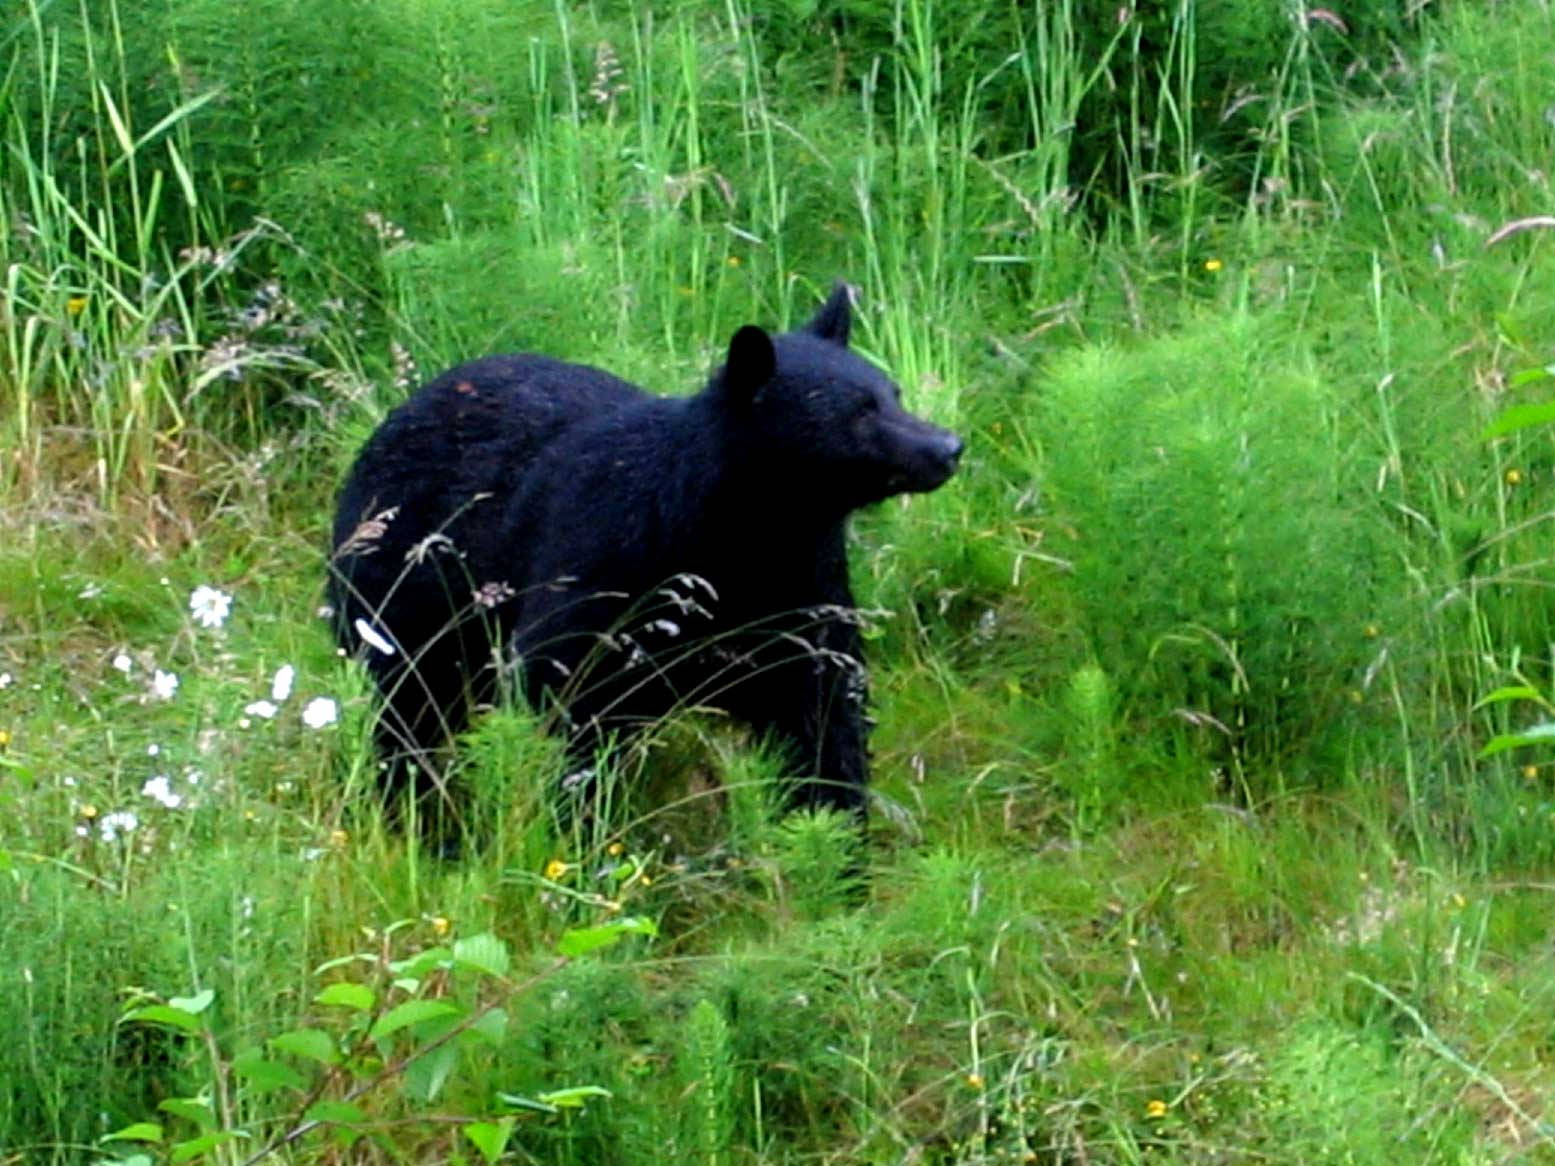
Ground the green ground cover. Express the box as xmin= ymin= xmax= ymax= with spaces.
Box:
xmin=1 ymin=0 xmax=1553 ymax=1161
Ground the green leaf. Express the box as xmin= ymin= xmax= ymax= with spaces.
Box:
xmin=388 ymin=946 xmax=454 ymax=978
xmin=1481 ymin=400 xmax=1555 ymax=439
xmin=369 ymin=999 xmax=461 ymax=1041
xmin=496 ymin=1092 xmax=558 ymax=1114
xmin=1508 ymin=364 xmax=1555 ymax=388
xmin=158 ymin=1097 xmax=216 ymax=1130
xmin=167 ymin=988 xmax=214 ymax=1015
xmin=1474 ymin=685 xmax=1543 ymax=708
xmin=314 ymin=981 xmax=376 ymax=1011
xmin=464 ymin=1118 xmax=517 ymax=1165
xmin=305 ymin=1099 xmax=366 ymax=1125
xmin=269 ymin=1028 xmax=340 ymax=1066
xmin=463 ymin=1007 xmax=508 ymax=1046
xmin=232 ymin=1052 xmax=308 ymax=1093
xmin=403 ymin=1042 xmax=460 ymax=1103
xmin=535 ymin=1085 xmax=612 ymax=1109
xmin=1479 ymin=722 xmax=1555 ymax=758
xmin=122 ymin=1004 xmax=202 ymax=1034
xmin=101 ymin=1122 xmax=163 ymax=1144
xmin=453 ymin=933 xmax=510 ymax=978
xmin=169 ymin=1131 xmax=243 ymax=1164
xmin=556 ymin=916 xmax=658 ymax=958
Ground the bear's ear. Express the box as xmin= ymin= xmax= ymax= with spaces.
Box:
xmin=803 ymin=280 xmax=853 ymax=346
xmin=724 ymin=324 xmax=776 ymax=404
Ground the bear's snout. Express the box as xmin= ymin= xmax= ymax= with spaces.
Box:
xmin=891 ymin=420 xmax=963 ymax=494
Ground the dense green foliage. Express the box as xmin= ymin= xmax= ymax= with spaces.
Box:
xmin=2 ymin=0 xmax=1554 ymax=1161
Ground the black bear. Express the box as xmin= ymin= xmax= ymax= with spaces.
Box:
xmin=329 ymin=283 xmax=961 ymax=821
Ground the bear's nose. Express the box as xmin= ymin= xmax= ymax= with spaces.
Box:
xmin=937 ymin=432 xmax=964 ymax=466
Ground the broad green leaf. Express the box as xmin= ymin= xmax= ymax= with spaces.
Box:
xmin=269 ymin=1028 xmax=340 ymax=1066
xmin=464 ymin=1118 xmax=516 ymax=1165
xmin=369 ymin=998 xmax=461 ymax=1040
xmin=402 ymin=1042 xmax=460 ymax=1103
xmin=1473 ymin=685 xmax=1543 ymax=708
xmin=462 ymin=1007 xmax=508 ymax=1046
xmin=1479 ymin=722 xmax=1555 ymax=758
xmin=168 ymin=988 xmax=214 ymax=1015
xmin=170 ymin=1131 xmax=243 ymax=1164
xmin=158 ymin=1097 xmax=216 ymax=1130
xmin=232 ymin=1052 xmax=308 ymax=1093
xmin=101 ymin=1122 xmax=163 ymax=1144
xmin=453 ymin=933 xmax=510 ymax=978
xmin=122 ymin=1004 xmax=202 ymax=1034
xmin=556 ymin=916 xmax=658 ymax=958
xmin=314 ymin=982 xmax=376 ymax=1011
xmin=536 ymin=1085 xmax=612 ymax=1109
xmin=305 ymin=1099 xmax=366 ymax=1125
xmin=1481 ymin=400 xmax=1555 ymax=439
xmin=388 ymin=946 xmax=454 ymax=978
xmin=1508 ymin=364 xmax=1555 ymax=388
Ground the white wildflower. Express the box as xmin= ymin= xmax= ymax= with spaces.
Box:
xmin=141 ymin=775 xmax=183 ymax=809
xmin=271 ymin=664 xmax=295 ymax=702
xmin=112 ymin=653 xmax=133 ymax=674
xmin=302 ymin=697 xmax=338 ymax=729
xmin=189 ymin=585 xmax=233 ymax=629
xmin=353 ymin=618 xmax=396 ymax=656
xmin=152 ymin=669 xmax=179 ymax=700
xmin=244 ymin=699 xmax=279 ymax=720
xmin=98 ymin=810 xmax=139 ymax=842
xmin=78 ymin=582 xmax=104 ymax=600
xmin=0 ymin=672 xmax=11 ymax=689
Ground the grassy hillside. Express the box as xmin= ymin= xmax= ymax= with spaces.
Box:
xmin=2 ymin=0 xmax=1553 ymax=1162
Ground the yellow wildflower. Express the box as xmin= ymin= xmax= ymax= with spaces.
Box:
xmin=430 ymin=915 xmax=451 ymax=936
xmin=80 ymin=803 xmax=99 ymax=819
xmin=328 ymin=828 xmax=349 ymax=848
xmin=66 ymin=296 xmax=88 ymax=316
xmin=965 ymin=1073 xmax=985 ymax=1090
xmin=1146 ymin=1098 xmax=1168 ymax=1119
xmin=0 ymin=729 xmax=9 ymax=748
xmin=1505 ymin=468 xmax=1523 ymax=486
xmin=1523 ymin=765 xmax=1539 ymax=780
xmin=607 ymin=841 xmax=624 ymax=857
xmin=544 ymin=858 xmax=569 ymax=880
xmin=1204 ymin=258 xmax=1223 ymax=273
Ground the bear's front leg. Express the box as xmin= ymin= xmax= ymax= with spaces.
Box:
xmin=721 ymin=614 xmax=870 ymax=820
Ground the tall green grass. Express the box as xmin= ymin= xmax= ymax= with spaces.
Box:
xmin=3 ymin=0 xmax=1555 ymax=1162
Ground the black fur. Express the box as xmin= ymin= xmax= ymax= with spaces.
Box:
xmin=329 ymin=283 xmax=962 ymax=820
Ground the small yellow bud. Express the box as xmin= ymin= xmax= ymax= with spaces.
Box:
xmin=607 ymin=841 xmax=624 ymax=857
xmin=80 ymin=803 xmax=99 ymax=819
xmin=965 ymin=1073 xmax=985 ymax=1090
xmin=328 ymin=828 xmax=349 ymax=848
xmin=1203 ymin=258 xmax=1223 ymax=272
xmin=430 ymin=915 xmax=451 ymax=936
xmin=66 ymin=296 xmax=88 ymax=316
xmin=1505 ymin=468 xmax=1523 ymax=486
xmin=1523 ymin=765 xmax=1538 ymax=780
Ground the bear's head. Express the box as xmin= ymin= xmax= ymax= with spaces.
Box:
xmin=714 ymin=283 xmax=963 ymax=513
